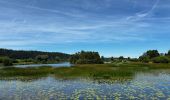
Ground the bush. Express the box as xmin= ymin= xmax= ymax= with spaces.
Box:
xmin=152 ymin=56 xmax=170 ymax=63
xmin=139 ymin=56 xmax=150 ymax=63
xmin=2 ymin=57 xmax=13 ymax=66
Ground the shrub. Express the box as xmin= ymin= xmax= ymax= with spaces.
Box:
xmin=152 ymin=56 xmax=170 ymax=63
xmin=2 ymin=57 xmax=13 ymax=66
xmin=139 ymin=56 xmax=150 ymax=63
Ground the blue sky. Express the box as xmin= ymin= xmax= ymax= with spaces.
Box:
xmin=0 ymin=0 xmax=170 ymax=57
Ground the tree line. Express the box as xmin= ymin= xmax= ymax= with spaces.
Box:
xmin=1 ymin=48 xmax=170 ymax=66
xmin=139 ymin=50 xmax=170 ymax=63
xmin=105 ymin=50 xmax=170 ymax=64
xmin=0 ymin=48 xmax=70 ymax=60
xmin=70 ymin=50 xmax=170 ymax=64
xmin=0 ymin=48 xmax=70 ymax=66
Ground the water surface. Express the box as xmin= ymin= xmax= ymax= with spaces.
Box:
xmin=14 ymin=62 xmax=72 ymax=68
xmin=0 ymin=70 xmax=170 ymax=99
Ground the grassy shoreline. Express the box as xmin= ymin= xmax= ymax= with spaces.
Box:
xmin=0 ymin=63 xmax=170 ymax=80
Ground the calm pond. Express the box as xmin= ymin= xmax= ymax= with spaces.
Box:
xmin=14 ymin=62 xmax=72 ymax=68
xmin=0 ymin=70 xmax=170 ymax=99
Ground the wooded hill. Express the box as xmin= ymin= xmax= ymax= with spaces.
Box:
xmin=0 ymin=48 xmax=70 ymax=60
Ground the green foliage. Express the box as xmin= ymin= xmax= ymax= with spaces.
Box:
xmin=152 ymin=56 xmax=170 ymax=63
xmin=0 ymin=66 xmax=52 ymax=77
xmin=139 ymin=56 xmax=150 ymax=63
xmin=101 ymin=56 xmax=105 ymax=61
xmin=0 ymin=48 xmax=70 ymax=60
xmin=0 ymin=63 xmax=170 ymax=79
xmin=139 ymin=50 xmax=170 ymax=63
xmin=10 ymin=59 xmax=19 ymax=64
xmin=143 ymin=50 xmax=160 ymax=59
xmin=119 ymin=56 xmax=124 ymax=60
xmin=70 ymin=51 xmax=103 ymax=64
xmin=70 ymin=54 xmax=79 ymax=64
xmin=0 ymin=57 xmax=3 ymax=63
xmin=23 ymin=58 xmax=34 ymax=62
xmin=55 ymin=56 xmax=61 ymax=62
xmin=129 ymin=58 xmax=139 ymax=62
xmin=111 ymin=57 xmax=114 ymax=61
xmin=167 ymin=50 xmax=170 ymax=56
xmin=36 ymin=55 xmax=49 ymax=63
xmin=139 ymin=50 xmax=161 ymax=63
xmin=0 ymin=57 xmax=13 ymax=66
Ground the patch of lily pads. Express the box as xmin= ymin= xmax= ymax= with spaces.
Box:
xmin=0 ymin=72 xmax=170 ymax=100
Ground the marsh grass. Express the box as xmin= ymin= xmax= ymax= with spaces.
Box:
xmin=0 ymin=63 xmax=170 ymax=80
xmin=0 ymin=66 xmax=53 ymax=77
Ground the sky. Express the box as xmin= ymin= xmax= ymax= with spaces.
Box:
xmin=0 ymin=0 xmax=170 ymax=57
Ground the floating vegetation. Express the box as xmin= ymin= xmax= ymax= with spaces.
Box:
xmin=0 ymin=63 xmax=170 ymax=99
xmin=0 ymin=72 xmax=170 ymax=100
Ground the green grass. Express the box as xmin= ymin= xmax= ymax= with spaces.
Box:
xmin=0 ymin=66 xmax=52 ymax=77
xmin=0 ymin=63 xmax=170 ymax=80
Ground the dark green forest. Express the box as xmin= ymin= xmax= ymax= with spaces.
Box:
xmin=0 ymin=48 xmax=70 ymax=60
xmin=0 ymin=48 xmax=70 ymax=65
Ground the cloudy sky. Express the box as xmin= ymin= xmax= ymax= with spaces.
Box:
xmin=0 ymin=0 xmax=170 ymax=57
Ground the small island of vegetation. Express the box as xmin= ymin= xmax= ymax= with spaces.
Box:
xmin=70 ymin=51 xmax=103 ymax=64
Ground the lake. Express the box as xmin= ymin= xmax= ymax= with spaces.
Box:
xmin=0 ymin=70 xmax=170 ymax=99
xmin=14 ymin=62 xmax=72 ymax=68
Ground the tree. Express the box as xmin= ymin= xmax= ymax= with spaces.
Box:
xmin=119 ymin=56 xmax=124 ymax=62
xmin=70 ymin=54 xmax=79 ymax=64
xmin=152 ymin=56 xmax=170 ymax=63
xmin=70 ymin=51 xmax=103 ymax=64
xmin=36 ymin=55 xmax=49 ymax=63
xmin=101 ymin=56 xmax=105 ymax=62
xmin=55 ymin=56 xmax=61 ymax=62
xmin=0 ymin=57 xmax=3 ymax=63
xmin=0 ymin=48 xmax=70 ymax=61
xmin=139 ymin=50 xmax=160 ymax=63
xmin=144 ymin=50 xmax=160 ymax=59
xmin=127 ymin=57 xmax=131 ymax=60
xmin=111 ymin=57 xmax=114 ymax=61
xmin=167 ymin=50 xmax=170 ymax=56
xmin=139 ymin=56 xmax=150 ymax=63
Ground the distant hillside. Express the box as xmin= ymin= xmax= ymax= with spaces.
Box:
xmin=0 ymin=48 xmax=70 ymax=60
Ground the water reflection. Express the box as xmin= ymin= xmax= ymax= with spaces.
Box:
xmin=14 ymin=62 xmax=72 ymax=68
xmin=0 ymin=71 xmax=170 ymax=99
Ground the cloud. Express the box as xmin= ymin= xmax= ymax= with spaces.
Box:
xmin=126 ymin=0 xmax=160 ymax=21
xmin=0 ymin=0 xmax=169 ymax=48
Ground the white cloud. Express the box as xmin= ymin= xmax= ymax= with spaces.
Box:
xmin=0 ymin=0 xmax=168 ymax=48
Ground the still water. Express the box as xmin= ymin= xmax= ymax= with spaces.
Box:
xmin=14 ymin=62 xmax=72 ymax=68
xmin=0 ymin=71 xmax=170 ymax=100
